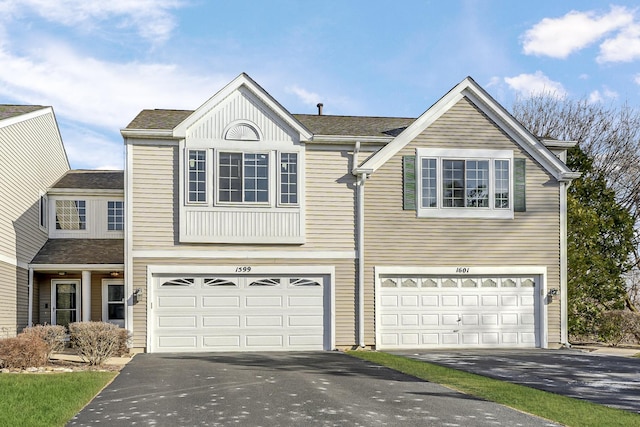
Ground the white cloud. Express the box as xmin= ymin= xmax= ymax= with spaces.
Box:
xmin=598 ymin=23 xmax=640 ymax=62
xmin=286 ymin=85 xmax=322 ymax=107
xmin=589 ymin=88 xmax=618 ymax=103
xmin=0 ymin=0 xmax=183 ymax=42
xmin=522 ymin=6 xmax=634 ymax=59
xmin=504 ymin=72 xmax=567 ymax=98
xmin=0 ymin=39 xmax=228 ymax=130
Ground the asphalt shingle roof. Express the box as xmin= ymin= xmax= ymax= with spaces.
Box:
xmin=0 ymin=105 xmax=47 ymax=121
xmin=52 ymin=170 xmax=124 ymax=190
xmin=31 ymin=239 xmax=124 ymax=265
xmin=124 ymin=109 xmax=416 ymax=139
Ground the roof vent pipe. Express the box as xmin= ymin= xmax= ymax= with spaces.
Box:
xmin=317 ymin=103 xmax=323 ymax=116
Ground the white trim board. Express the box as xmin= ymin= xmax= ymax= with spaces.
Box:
xmin=132 ymin=250 xmax=355 ymax=259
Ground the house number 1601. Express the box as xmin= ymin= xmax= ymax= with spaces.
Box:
xmin=236 ymin=266 xmax=252 ymax=273
xmin=456 ymin=267 xmax=470 ymax=274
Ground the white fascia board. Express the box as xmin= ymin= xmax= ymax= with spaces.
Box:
xmin=310 ymin=135 xmax=394 ymax=144
xmin=120 ymin=129 xmax=175 ymax=139
xmin=173 ymin=73 xmax=313 ymax=141
xmin=375 ymin=265 xmax=548 ymax=276
xmin=0 ymin=106 xmax=50 ymax=129
xmin=47 ymin=188 xmax=124 ymax=197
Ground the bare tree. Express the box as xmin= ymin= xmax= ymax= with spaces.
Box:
xmin=511 ymin=94 xmax=640 ymax=312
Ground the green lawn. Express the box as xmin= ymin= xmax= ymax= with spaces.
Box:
xmin=348 ymin=351 xmax=640 ymax=427
xmin=0 ymin=371 xmax=117 ymax=427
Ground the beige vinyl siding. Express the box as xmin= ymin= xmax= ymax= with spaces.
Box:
xmin=131 ymin=257 xmax=356 ymax=350
xmin=131 ymin=145 xmax=356 ymax=253
xmin=0 ymin=111 xmax=69 ymax=263
xmin=364 ymin=97 xmax=562 ymax=345
xmin=0 ymin=261 xmax=18 ymax=336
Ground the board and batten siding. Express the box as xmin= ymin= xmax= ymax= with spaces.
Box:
xmin=0 ymin=110 xmax=69 ymax=263
xmin=363 ymin=97 xmax=562 ymax=346
xmin=130 ymin=257 xmax=356 ymax=350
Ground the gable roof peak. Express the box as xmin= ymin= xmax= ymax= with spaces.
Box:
xmin=359 ymin=76 xmax=576 ymax=181
xmin=173 ymin=72 xmax=312 ymax=140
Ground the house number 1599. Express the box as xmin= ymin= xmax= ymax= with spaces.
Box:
xmin=236 ymin=266 xmax=252 ymax=273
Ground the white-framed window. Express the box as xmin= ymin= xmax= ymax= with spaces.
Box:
xmin=279 ymin=152 xmax=298 ymax=205
xmin=55 ymin=200 xmax=86 ymax=230
xmin=187 ymin=149 xmax=207 ymax=203
xmin=107 ymin=201 xmax=124 ymax=231
xmin=218 ymin=151 xmax=270 ymax=203
xmin=415 ymin=148 xmax=514 ymax=218
xmin=39 ymin=194 xmax=48 ymax=231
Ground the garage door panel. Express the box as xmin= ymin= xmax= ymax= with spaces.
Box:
xmin=246 ymin=315 xmax=283 ymax=327
xmin=158 ymin=296 xmax=197 ymax=308
xmin=289 ymin=335 xmax=323 ymax=346
xmin=289 ymin=296 xmax=323 ymax=307
xmin=158 ymin=316 xmax=196 ymax=328
xmin=202 ymin=335 xmax=240 ymax=348
xmin=246 ymin=335 xmax=283 ymax=347
xmin=246 ymin=296 xmax=282 ymax=307
xmin=202 ymin=296 xmax=240 ymax=307
xmin=288 ymin=315 xmax=323 ymax=327
xmin=202 ymin=316 xmax=240 ymax=327
xmin=158 ymin=336 xmax=197 ymax=348
xmin=378 ymin=274 xmax=539 ymax=349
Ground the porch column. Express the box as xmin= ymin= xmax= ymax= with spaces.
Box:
xmin=81 ymin=270 xmax=91 ymax=322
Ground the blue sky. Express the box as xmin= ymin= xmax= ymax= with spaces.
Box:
xmin=1 ymin=0 xmax=639 ymax=169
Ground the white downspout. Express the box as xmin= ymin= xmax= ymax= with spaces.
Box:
xmin=560 ymin=180 xmax=571 ymax=347
xmin=356 ymin=172 xmax=367 ymax=347
xmin=28 ymin=267 xmax=33 ymax=326
xmin=352 ymin=141 xmax=371 ymax=348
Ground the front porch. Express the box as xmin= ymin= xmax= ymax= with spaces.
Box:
xmin=28 ymin=238 xmax=125 ymax=329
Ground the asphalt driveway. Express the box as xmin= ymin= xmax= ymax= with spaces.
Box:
xmin=393 ymin=349 xmax=640 ymax=413
xmin=69 ymin=352 xmax=557 ymax=426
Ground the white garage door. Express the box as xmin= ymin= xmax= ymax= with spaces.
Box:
xmin=151 ymin=275 xmax=328 ymax=352
xmin=377 ymin=275 xmax=539 ymax=349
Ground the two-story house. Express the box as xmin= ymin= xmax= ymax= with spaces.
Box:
xmin=120 ymin=73 xmax=578 ymax=353
xmin=0 ymin=106 xmax=69 ymax=337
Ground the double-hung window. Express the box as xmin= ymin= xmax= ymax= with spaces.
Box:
xmin=107 ymin=201 xmax=124 ymax=231
xmin=187 ymin=150 xmax=207 ymax=203
xmin=416 ymin=148 xmax=514 ymax=218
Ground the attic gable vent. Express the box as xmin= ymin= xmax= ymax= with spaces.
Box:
xmin=224 ymin=123 xmax=260 ymax=141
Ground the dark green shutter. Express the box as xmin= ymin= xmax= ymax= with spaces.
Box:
xmin=403 ymin=155 xmax=416 ymax=210
xmin=514 ymin=158 xmax=526 ymax=212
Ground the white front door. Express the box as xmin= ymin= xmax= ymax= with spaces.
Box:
xmin=102 ymin=279 xmax=125 ymax=327
xmin=51 ymin=280 xmax=80 ymax=328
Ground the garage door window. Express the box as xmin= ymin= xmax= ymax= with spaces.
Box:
xmin=204 ymin=278 xmax=237 ymax=287
xmin=290 ymin=278 xmax=321 ymax=287
xmin=161 ymin=278 xmax=194 ymax=287
xmin=249 ymin=278 xmax=281 ymax=287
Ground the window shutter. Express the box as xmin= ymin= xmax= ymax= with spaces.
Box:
xmin=403 ymin=155 xmax=416 ymax=210
xmin=514 ymin=158 xmax=526 ymax=212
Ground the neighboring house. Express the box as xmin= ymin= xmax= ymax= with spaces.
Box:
xmin=121 ymin=73 xmax=578 ymax=353
xmin=0 ymin=105 xmax=69 ymax=336
xmin=29 ymin=170 xmax=125 ymax=328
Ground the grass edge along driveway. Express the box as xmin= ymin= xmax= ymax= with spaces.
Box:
xmin=0 ymin=371 xmax=117 ymax=427
xmin=348 ymin=351 xmax=640 ymax=427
